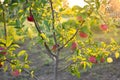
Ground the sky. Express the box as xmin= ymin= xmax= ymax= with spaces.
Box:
xmin=67 ymin=0 xmax=87 ymax=7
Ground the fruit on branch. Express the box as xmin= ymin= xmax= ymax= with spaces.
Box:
xmin=52 ymin=44 xmax=59 ymax=52
xmin=11 ymin=70 xmax=20 ymax=77
xmin=88 ymin=56 xmax=97 ymax=64
xmin=71 ymin=42 xmax=78 ymax=50
xmin=100 ymin=57 xmax=105 ymax=63
xmin=79 ymin=31 xmax=88 ymax=38
xmin=77 ymin=16 xmax=83 ymax=22
xmin=0 ymin=47 xmax=6 ymax=55
xmin=27 ymin=15 xmax=34 ymax=22
xmin=100 ymin=24 xmax=108 ymax=31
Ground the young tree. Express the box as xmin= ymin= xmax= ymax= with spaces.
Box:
xmin=0 ymin=0 xmax=120 ymax=80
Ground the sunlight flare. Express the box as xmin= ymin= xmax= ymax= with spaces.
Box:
xmin=68 ymin=0 xmax=87 ymax=7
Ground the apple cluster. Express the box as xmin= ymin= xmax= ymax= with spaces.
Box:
xmin=88 ymin=56 xmax=105 ymax=64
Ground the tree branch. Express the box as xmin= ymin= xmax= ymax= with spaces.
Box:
xmin=58 ymin=61 xmax=74 ymax=72
xmin=58 ymin=21 xmax=85 ymax=51
xmin=26 ymin=0 xmax=56 ymax=59
xmin=23 ymin=69 xmax=40 ymax=80
xmin=29 ymin=8 xmax=56 ymax=58
xmin=58 ymin=7 xmax=93 ymax=51
xmin=97 ymin=11 xmax=108 ymax=24
xmin=6 ymin=59 xmax=39 ymax=80
xmin=49 ymin=0 xmax=57 ymax=45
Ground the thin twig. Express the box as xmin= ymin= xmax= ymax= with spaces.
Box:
xmin=6 ymin=59 xmax=16 ymax=65
xmin=29 ymin=8 xmax=42 ymax=34
xmin=58 ymin=61 xmax=73 ymax=72
xmin=58 ymin=7 xmax=93 ymax=51
xmin=97 ymin=11 xmax=108 ymax=24
xmin=6 ymin=59 xmax=39 ymax=80
xmin=49 ymin=0 xmax=57 ymax=45
xmin=23 ymin=69 xmax=40 ymax=80
xmin=58 ymin=21 xmax=85 ymax=51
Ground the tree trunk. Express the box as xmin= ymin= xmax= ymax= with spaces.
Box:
xmin=53 ymin=53 xmax=59 ymax=80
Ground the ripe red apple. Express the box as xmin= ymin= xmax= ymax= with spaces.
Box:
xmin=88 ymin=56 xmax=97 ymax=64
xmin=79 ymin=32 xmax=88 ymax=38
xmin=100 ymin=57 xmax=105 ymax=63
xmin=71 ymin=42 xmax=78 ymax=50
xmin=77 ymin=16 xmax=83 ymax=22
xmin=52 ymin=44 xmax=59 ymax=52
xmin=11 ymin=70 xmax=20 ymax=77
xmin=27 ymin=15 xmax=34 ymax=22
xmin=100 ymin=24 xmax=108 ymax=31
xmin=0 ymin=47 xmax=6 ymax=55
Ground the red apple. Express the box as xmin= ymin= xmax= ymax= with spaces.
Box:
xmin=88 ymin=56 xmax=97 ymax=64
xmin=100 ymin=57 xmax=105 ymax=63
xmin=52 ymin=44 xmax=59 ymax=52
xmin=71 ymin=42 xmax=78 ymax=50
xmin=0 ymin=47 xmax=6 ymax=55
xmin=100 ymin=24 xmax=108 ymax=31
xmin=77 ymin=16 xmax=83 ymax=22
xmin=11 ymin=70 xmax=20 ymax=77
xmin=27 ymin=15 xmax=34 ymax=22
xmin=79 ymin=32 xmax=88 ymax=38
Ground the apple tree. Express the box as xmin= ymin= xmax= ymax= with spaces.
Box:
xmin=0 ymin=0 xmax=120 ymax=80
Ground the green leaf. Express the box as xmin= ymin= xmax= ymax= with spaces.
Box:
xmin=80 ymin=26 xmax=89 ymax=33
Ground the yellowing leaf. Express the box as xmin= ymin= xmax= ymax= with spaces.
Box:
xmin=18 ymin=10 xmax=23 ymax=13
xmin=107 ymin=57 xmax=113 ymax=63
xmin=6 ymin=37 xmax=13 ymax=47
xmin=18 ymin=50 xmax=26 ymax=57
xmin=24 ymin=64 xmax=30 ymax=69
xmin=40 ymin=33 xmax=49 ymax=42
xmin=68 ymin=28 xmax=76 ymax=35
xmin=101 ymin=42 xmax=106 ymax=48
xmin=83 ymin=62 xmax=87 ymax=70
xmin=14 ymin=35 xmax=24 ymax=41
xmin=3 ymin=65 xmax=8 ymax=72
xmin=28 ymin=28 xmax=34 ymax=39
xmin=19 ymin=69 xmax=22 ymax=73
xmin=86 ymin=62 xmax=92 ymax=69
xmin=17 ymin=50 xmax=28 ymax=61
xmin=11 ymin=64 xmax=16 ymax=70
xmin=115 ymin=52 xmax=119 ymax=59
xmin=31 ymin=71 xmax=34 ymax=78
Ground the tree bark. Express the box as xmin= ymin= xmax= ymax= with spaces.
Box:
xmin=53 ymin=52 xmax=59 ymax=80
